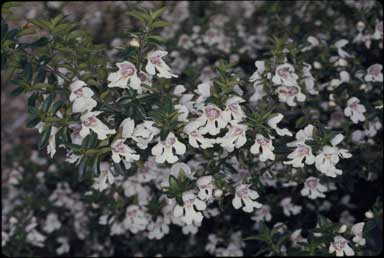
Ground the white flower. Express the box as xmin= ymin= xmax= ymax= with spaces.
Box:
xmin=36 ymin=122 xmax=59 ymax=158
xmin=290 ymin=229 xmax=308 ymax=247
xmin=232 ymin=184 xmax=262 ymax=213
xmin=267 ymin=113 xmax=293 ymax=136
xmin=217 ymin=124 xmax=247 ymax=152
xmin=222 ymin=96 xmax=246 ymax=123
xmin=184 ymin=121 xmax=214 ymax=149
xmin=329 ymin=236 xmax=355 ymax=257
xmin=300 ymin=177 xmax=327 ymax=199
xmin=250 ymin=134 xmax=275 ymax=161
xmin=69 ymin=80 xmax=97 ymax=113
xmin=111 ymin=139 xmax=140 ymax=163
xmin=315 ymin=134 xmax=352 ymax=177
xmin=123 ymin=205 xmax=149 ymax=234
xmin=43 ymin=213 xmax=61 ymax=233
xmin=351 ymin=222 xmax=366 ymax=246
xmin=92 ymin=162 xmax=116 ymax=192
xmin=364 ymin=64 xmax=383 ymax=82
xmin=196 ymin=176 xmax=214 ymax=201
xmin=173 ymin=191 xmax=207 ymax=225
xmin=47 ymin=126 xmax=58 ymax=158
xmin=80 ymin=111 xmax=116 ymax=140
xmin=175 ymin=104 xmax=189 ymax=122
xmin=344 ymin=97 xmax=366 ymax=124
xmin=147 ymin=216 xmax=170 ymax=240
xmin=251 ymin=205 xmax=272 ymax=223
xmin=249 ymin=61 xmax=267 ymax=103
xmin=132 ymin=120 xmax=160 ymax=149
xmin=151 ymin=132 xmax=186 ymax=163
xmin=272 ymin=63 xmax=299 ymax=87
xmin=194 ymin=81 xmax=212 ymax=104
xmin=284 ymin=143 xmax=315 ymax=168
xmin=120 ymin=117 xmax=135 ymax=139
xmin=302 ymin=63 xmax=318 ymax=95
xmin=196 ymin=104 xmax=228 ymax=136
xmin=56 ymin=237 xmax=70 ymax=255
xmin=372 ymin=21 xmax=383 ymax=40
xmin=275 ymin=84 xmax=306 ymax=107
xmin=145 ymin=50 xmax=177 ymax=78
xmin=335 ymin=39 xmax=353 ymax=58
xmin=68 ymin=124 xmax=83 ymax=144
xmin=280 ymin=197 xmax=302 ymax=216
xmin=107 ymin=61 xmax=142 ymax=93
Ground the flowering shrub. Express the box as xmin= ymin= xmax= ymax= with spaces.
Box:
xmin=1 ymin=1 xmax=383 ymax=257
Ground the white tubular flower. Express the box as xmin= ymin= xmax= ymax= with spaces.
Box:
xmin=120 ymin=117 xmax=135 ymax=139
xmin=111 ymin=139 xmax=140 ymax=163
xmin=351 ymin=222 xmax=366 ymax=246
xmin=364 ymin=64 xmax=383 ymax=82
xmin=217 ymin=124 xmax=247 ymax=152
xmin=222 ymin=96 xmax=246 ymax=123
xmin=194 ymin=81 xmax=212 ymax=104
xmin=175 ymin=104 xmax=189 ymax=122
xmin=249 ymin=61 xmax=267 ymax=103
xmin=196 ymin=176 xmax=214 ymax=201
xmin=92 ymin=162 xmax=115 ymax=192
xmin=272 ymin=63 xmax=299 ymax=87
xmin=250 ymin=134 xmax=275 ymax=161
xmin=43 ymin=213 xmax=61 ymax=233
xmin=300 ymin=177 xmax=327 ymax=199
xmin=275 ymin=84 xmax=306 ymax=107
xmin=132 ymin=121 xmax=160 ymax=149
xmin=184 ymin=121 xmax=214 ymax=149
xmin=329 ymin=236 xmax=355 ymax=257
xmin=315 ymin=134 xmax=352 ymax=177
xmin=108 ymin=61 xmax=141 ymax=89
xmin=232 ymin=184 xmax=262 ymax=213
xmin=147 ymin=216 xmax=170 ymax=240
xmin=290 ymin=124 xmax=315 ymax=144
xmin=107 ymin=61 xmax=142 ymax=92
xmin=151 ymin=132 xmax=186 ymax=164
xmin=372 ymin=21 xmax=383 ymax=40
xmin=344 ymin=97 xmax=366 ymax=124
xmin=47 ymin=126 xmax=58 ymax=158
xmin=284 ymin=143 xmax=315 ymax=168
xmin=335 ymin=39 xmax=353 ymax=58
xmin=69 ymin=80 xmax=97 ymax=113
xmin=267 ymin=113 xmax=293 ymax=136
xmin=145 ymin=50 xmax=177 ymax=78
xmin=173 ymin=191 xmax=207 ymax=225
xmin=251 ymin=205 xmax=272 ymax=223
xmin=196 ymin=104 xmax=228 ymax=136
xmin=68 ymin=124 xmax=83 ymax=145
xmin=123 ymin=205 xmax=148 ymax=234
xmin=302 ymin=63 xmax=318 ymax=95
xmin=80 ymin=111 xmax=116 ymax=140
xmin=290 ymin=229 xmax=308 ymax=247
xmin=280 ymin=197 xmax=302 ymax=216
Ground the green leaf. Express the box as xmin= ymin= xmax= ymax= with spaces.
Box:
xmin=26 ymin=116 xmax=40 ymax=128
xmin=150 ymin=7 xmax=166 ymax=20
xmin=82 ymin=131 xmax=98 ymax=149
xmin=10 ymin=86 xmax=24 ymax=96
xmin=151 ymin=20 xmax=170 ymax=29
xmin=38 ymin=125 xmax=52 ymax=149
xmin=78 ymin=156 xmax=88 ymax=180
xmin=23 ymin=62 xmax=32 ymax=82
xmin=50 ymin=14 xmax=65 ymax=27
xmin=146 ymin=35 xmax=165 ymax=43
xmin=50 ymin=100 xmax=64 ymax=114
xmin=41 ymin=94 xmax=54 ymax=112
xmin=128 ymin=10 xmax=151 ymax=24
xmin=29 ymin=19 xmax=51 ymax=30
xmin=28 ymin=37 xmax=49 ymax=48
xmin=92 ymin=155 xmax=100 ymax=176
